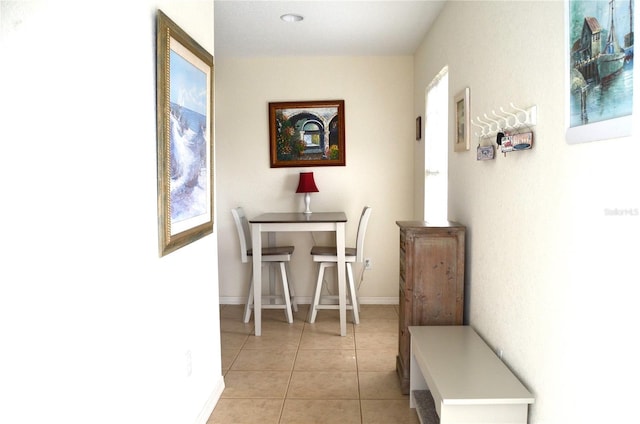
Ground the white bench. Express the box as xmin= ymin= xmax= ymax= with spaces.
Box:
xmin=409 ymin=326 xmax=534 ymax=424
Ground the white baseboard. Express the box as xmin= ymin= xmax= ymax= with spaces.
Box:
xmin=219 ymin=297 xmax=248 ymax=304
xmin=194 ymin=376 xmax=225 ymax=424
xmin=357 ymin=297 xmax=399 ymax=305
xmin=220 ymin=296 xmax=398 ymax=305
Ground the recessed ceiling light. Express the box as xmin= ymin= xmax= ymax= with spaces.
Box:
xmin=280 ymin=14 xmax=303 ymax=23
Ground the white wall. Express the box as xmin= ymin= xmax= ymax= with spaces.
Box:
xmin=415 ymin=1 xmax=640 ymax=423
xmin=0 ymin=2 xmax=223 ymax=423
xmin=215 ymin=55 xmax=414 ymax=303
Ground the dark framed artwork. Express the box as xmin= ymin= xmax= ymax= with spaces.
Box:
xmin=416 ymin=116 xmax=422 ymax=140
xmin=565 ymin=0 xmax=634 ymax=143
xmin=269 ymin=100 xmax=345 ymax=168
xmin=156 ymin=10 xmax=214 ymax=256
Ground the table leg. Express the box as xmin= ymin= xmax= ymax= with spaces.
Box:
xmin=267 ymin=232 xmax=276 ymax=302
xmin=336 ymin=222 xmax=347 ymax=336
xmin=252 ymin=223 xmax=262 ymax=336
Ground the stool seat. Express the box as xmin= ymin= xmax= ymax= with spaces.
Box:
xmin=310 ymin=246 xmax=357 ymax=260
xmin=248 ymin=246 xmax=295 ymax=257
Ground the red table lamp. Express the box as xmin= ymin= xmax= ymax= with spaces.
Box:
xmin=296 ymin=172 xmax=319 ymax=214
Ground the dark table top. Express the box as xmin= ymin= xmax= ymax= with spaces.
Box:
xmin=250 ymin=212 xmax=347 ymax=223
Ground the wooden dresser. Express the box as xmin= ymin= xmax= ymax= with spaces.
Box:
xmin=396 ymin=221 xmax=465 ymax=394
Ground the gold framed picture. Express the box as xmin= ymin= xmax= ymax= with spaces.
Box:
xmin=156 ymin=10 xmax=214 ymax=256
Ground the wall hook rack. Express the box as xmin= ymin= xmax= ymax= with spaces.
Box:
xmin=471 ymin=103 xmax=537 ymax=140
xmin=471 ymin=117 xmax=489 ymax=138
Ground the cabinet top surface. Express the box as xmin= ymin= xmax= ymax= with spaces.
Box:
xmin=409 ymin=326 xmax=534 ymax=404
xmin=397 ymin=220 xmax=464 ymax=229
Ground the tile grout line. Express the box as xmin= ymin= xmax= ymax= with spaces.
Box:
xmin=354 ymin=323 xmax=364 ymax=424
xmin=278 ymin=313 xmax=305 ymax=424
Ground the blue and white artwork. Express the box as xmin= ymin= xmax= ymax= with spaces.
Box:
xmin=169 ymin=49 xmax=208 ymax=224
xmin=569 ymin=0 xmax=634 ymax=127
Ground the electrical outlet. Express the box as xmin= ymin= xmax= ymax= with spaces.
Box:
xmin=364 ymin=258 xmax=372 ymax=270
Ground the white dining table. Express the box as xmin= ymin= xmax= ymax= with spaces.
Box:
xmin=250 ymin=212 xmax=348 ymax=336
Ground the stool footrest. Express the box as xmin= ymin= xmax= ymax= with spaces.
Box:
xmin=314 ymin=304 xmax=355 ymax=310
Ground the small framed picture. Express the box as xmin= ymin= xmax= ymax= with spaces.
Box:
xmin=416 ymin=116 xmax=422 ymax=140
xmin=477 ymin=145 xmax=495 ymax=161
xmin=454 ymin=87 xmax=470 ymax=152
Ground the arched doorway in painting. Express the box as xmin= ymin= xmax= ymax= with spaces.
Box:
xmin=289 ymin=113 xmax=325 ymax=159
xmin=301 ymin=120 xmax=324 ymax=157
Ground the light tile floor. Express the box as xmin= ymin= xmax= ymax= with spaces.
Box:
xmin=208 ymin=304 xmax=419 ymax=424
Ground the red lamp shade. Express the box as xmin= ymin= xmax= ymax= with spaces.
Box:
xmin=296 ymin=172 xmax=319 ymax=193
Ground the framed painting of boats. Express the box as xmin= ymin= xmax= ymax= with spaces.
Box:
xmin=565 ymin=0 xmax=634 ymax=144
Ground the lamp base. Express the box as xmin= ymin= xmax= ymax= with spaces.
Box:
xmin=303 ymin=192 xmax=313 ymax=214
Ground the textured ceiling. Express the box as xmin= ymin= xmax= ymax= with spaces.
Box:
xmin=214 ymin=0 xmax=447 ymax=57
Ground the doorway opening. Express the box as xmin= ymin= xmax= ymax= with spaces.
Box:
xmin=424 ymin=66 xmax=449 ymax=223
